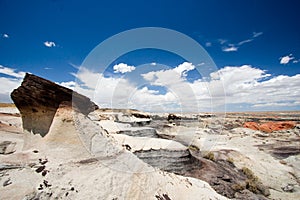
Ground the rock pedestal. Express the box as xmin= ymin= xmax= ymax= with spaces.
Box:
xmin=11 ymin=73 xmax=98 ymax=137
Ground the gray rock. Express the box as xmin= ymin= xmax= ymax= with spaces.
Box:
xmin=234 ymin=189 xmax=269 ymax=200
xmin=281 ymin=184 xmax=294 ymax=192
xmin=0 ymin=141 xmax=16 ymax=154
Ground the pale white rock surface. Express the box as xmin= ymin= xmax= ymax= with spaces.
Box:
xmin=112 ymin=134 xmax=187 ymax=152
xmin=0 ymin=107 xmax=228 ymax=200
xmin=97 ymin=119 xmax=131 ymax=133
xmin=0 ymin=107 xmax=19 ymax=114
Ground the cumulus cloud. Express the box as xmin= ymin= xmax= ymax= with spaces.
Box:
xmin=68 ymin=62 xmax=300 ymax=111
xmin=68 ymin=67 xmax=177 ymax=111
xmin=44 ymin=41 xmax=56 ymax=48
xmin=0 ymin=65 xmax=26 ymax=102
xmin=59 ymin=81 xmax=76 ymax=89
xmin=280 ymin=54 xmax=295 ymax=64
xmin=0 ymin=65 xmax=26 ymax=78
xmin=206 ymin=66 xmax=300 ymax=109
xmin=113 ymin=63 xmax=136 ymax=74
xmin=174 ymin=62 xmax=195 ymax=76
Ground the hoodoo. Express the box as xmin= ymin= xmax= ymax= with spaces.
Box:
xmin=11 ymin=73 xmax=98 ymax=136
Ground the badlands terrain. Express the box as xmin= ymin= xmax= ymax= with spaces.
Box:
xmin=0 ymin=73 xmax=300 ymax=200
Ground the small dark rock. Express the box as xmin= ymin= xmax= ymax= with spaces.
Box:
xmin=38 ymin=184 xmax=43 ymax=190
xmin=167 ymin=113 xmax=181 ymax=121
xmin=43 ymin=180 xmax=51 ymax=187
xmin=39 ymin=159 xmax=48 ymax=165
xmin=155 ymin=193 xmax=172 ymax=200
xmin=35 ymin=166 xmax=45 ymax=173
xmin=282 ymin=184 xmax=294 ymax=192
xmin=3 ymin=178 xmax=12 ymax=187
xmin=42 ymin=170 xmax=48 ymax=176
xmin=33 ymin=150 xmax=39 ymax=153
xmin=123 ymin=144 xmax=131 ymax=151
xmin=221 ymin=175 xmax=232 ymax=182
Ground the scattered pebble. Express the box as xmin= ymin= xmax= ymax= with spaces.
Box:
xmin=35 ymin=166 xmax=46 ymax=173
xmin=3 ymin=178 xmax=12 ymax=187
xmin=281 ymin=184 xmax=294 ymax=192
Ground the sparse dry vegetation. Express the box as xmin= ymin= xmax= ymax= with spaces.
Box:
xmin=0 ymin=103 xmax=15 ymax=107
xmin=242 ymin=167 xmax=258 ymax=181
xmin=231 ymin=183 xmax=246 ymax=192
xmin=241 ymin=167 xmax=264 ymax=194
xmin=226 ymin=157 xmax=234 ymax=164
xmin=203 ymin=151 xmax=215 ymax=161
xmin=188 ymin=145 xmax=200 ymax=152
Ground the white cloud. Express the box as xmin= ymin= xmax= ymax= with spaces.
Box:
xmin=113 ymin=63 xmax=136 ymax=74
xmin=0 ymin=62 xmax=296 ymax=111
xmin=205 ymin=42 xmax=212 ymax=47
xmin=0 ymin=65 xmax=26 ymax=78
xmin=59 ymin=81 xmax=76 ymax=89
xmin=205 ymin=66 xmax=300 ymax=109
xmin=218 ymin=39 xmax=227 ymax=45
xmin=238 ymin=39 xmax=253 ymax=46
xmin=174 ymin=62 xmax=195 ymax=76
xmin=253 ymin=32 xmax=263 ymax=38
xmin=69 ymin=67 xmax=179 ymax=111
xmin=0 ymin=77 xmax=22 ymax=94
xmin=3 ymin=33 xmax=9 ymax=38
xmin=222 ymin=46 xmax=238 ymax=52
xmin=0 ymin=65 xmax=26 ymax=102
xmin=44 ymin=41 xmax=56 ymax=48
xmin=280 ymin=54 xmax=294 ymax=64
xmin=293 ymin=59 xmax=299 ymax=63
xmin=221 ymin=31 xmax=263 ymax=52
xmin=66 ymin=63 xmax=300 ymax=111
xmin=252 ymin=102 xmax=299 ymax=108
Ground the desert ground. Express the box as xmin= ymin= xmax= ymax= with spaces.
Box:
xmin=0 ymin=74 xmax=300 ymax=200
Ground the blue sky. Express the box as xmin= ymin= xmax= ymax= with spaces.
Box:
xmin=0 ymin=0 xmax=300 ymax=112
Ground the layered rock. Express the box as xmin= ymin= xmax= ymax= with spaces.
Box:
xmin=2 ymin=74 xmax=228 ymax=200
xmin=244 ymin=121 xmax=296 ymax=133
xmin=11 ymin=73 xmax=98 ymax=136
xmin=0 ymin=141 xmax=16 ymax=154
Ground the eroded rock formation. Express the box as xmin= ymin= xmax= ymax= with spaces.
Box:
xmin=11 ymin=73 xmax=98 ymax=136
xmin=244 ymin=121 xmax=296 ymax=133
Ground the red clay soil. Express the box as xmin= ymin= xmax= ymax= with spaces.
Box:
xmin=243 ymin=121 xmax=296 ymax=133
